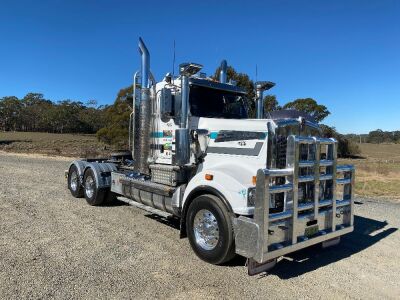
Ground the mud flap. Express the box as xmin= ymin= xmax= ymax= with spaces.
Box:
xmin=247 ymin=258 xmax=277 ymax=276
xmin=322 ymin=237 xmax=340 ymax=248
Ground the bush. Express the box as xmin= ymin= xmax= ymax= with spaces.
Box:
xmin=96 ymin=86 xmax=132 ymax=149
xmin=320 ymin=125 xmax=360 ymax=158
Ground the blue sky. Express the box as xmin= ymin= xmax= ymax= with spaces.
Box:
xmin=0 ymin=0 xmax=399 ymax=133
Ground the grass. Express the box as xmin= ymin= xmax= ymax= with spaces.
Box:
xmin=340 ymin=143 xmax=400 ymax=201
xmin=1 ymin=132 xmax=399 ymax=200
xmin=0 ymin=131 xmax=118 ymax=158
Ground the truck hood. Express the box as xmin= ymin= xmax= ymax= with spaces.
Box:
xmin=195 ymin=117 xmax=270 ymax=133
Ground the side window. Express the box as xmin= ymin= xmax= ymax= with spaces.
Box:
xmin=173 ymin=92 xmax=182 ymax=125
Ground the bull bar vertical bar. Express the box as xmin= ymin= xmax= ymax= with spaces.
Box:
xmin=330 ymin=138 xmax=338 ymax=232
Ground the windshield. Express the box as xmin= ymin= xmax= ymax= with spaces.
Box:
xmin=189 ymin=85 xmax=248 ymax=119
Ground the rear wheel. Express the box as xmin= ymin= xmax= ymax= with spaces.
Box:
xmin=68 ymin=165 xmax=83 ymax=198
xmin=186 ymin=194 xmax=236 ymax=265
xmin=83 ymin=168 xmax=107 ymax=206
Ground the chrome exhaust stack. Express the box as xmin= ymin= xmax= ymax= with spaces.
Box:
xmin=255 ymin=81 xmax=275 ymax=119
xmin=219 ymin=59 xmax=227 ymax=83
xmin=134 ymin=37 xmax=152 ymax=174
xmin=175 ymin=62 xmax=203 ymax=166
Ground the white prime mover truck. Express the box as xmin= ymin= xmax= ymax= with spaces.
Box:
xmin=66 ymin=38 xmax=355 ymax=275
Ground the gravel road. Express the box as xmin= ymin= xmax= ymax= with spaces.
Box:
xmin=0 ymin=152 xmax=399 ymax=299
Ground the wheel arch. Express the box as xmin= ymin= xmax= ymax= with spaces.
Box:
xmin=82 ymin=162 xmax=118 ymax=190
xmin=68 ymin=160 xmax=90 ymax=187
xmin=69 ymin=160 xmax=89 ymax=177
xmin=179 ymin=185 xmax=234 ymax=238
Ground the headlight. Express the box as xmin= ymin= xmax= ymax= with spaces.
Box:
xmin=247 ymin=187 xmax=256 ymax=206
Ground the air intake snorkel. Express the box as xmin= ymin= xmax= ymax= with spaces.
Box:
xmin=255 ymin=81 xmax=275 ymax=119
xmin=175 ymin=62 xmax=203 ymax=166
xmin=219 ymin=60 xmax=227 ymax=83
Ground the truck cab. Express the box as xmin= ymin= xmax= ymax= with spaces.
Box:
xmin=66 ymin=38 xmax=355 ymax=275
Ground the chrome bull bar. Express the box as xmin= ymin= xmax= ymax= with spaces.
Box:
xmin=234 ymin=135 xmax=355 ymax=263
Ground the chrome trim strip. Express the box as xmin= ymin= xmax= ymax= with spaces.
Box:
xmin=264 ymin=168 xmax=293 ymax=177
xmin=320 ymin=159 xmax=333 ymax=167
xmin=320 ymin=174 xmax=333 ymax=181
xmin=298 ymin=175 xmax=314 ymax=183
xmin=269 ymin=211 xmax=292 ymax=221
xmin=269 ymin=183 xmax=293 ymax=194
xmin=207 ymin=142 xmax=263 ymax=156
xmin=319 ymin=199 xmax=333 ymax=207
xmin=337 ymin=165 xmax=355 ymax=172
xmin=337 ymin=178 xmax=351 ymax=185
xmin=269 ymin=184 xmax=293 ymax=194
xmin=263 ymin=226 xmax=353 ymax=261
xmin=336 ymin=199 xmax=351 ymax=207
xmin=299 ymin=160 xmax=315 ymax=168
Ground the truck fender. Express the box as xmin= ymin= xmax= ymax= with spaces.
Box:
xmin=179 ymin=185 xmax=234 ymax=239
xmin=83 ymin=162 xmax=118 ymax=189
xmin=68 ymin=160 xmax=90 ymax=187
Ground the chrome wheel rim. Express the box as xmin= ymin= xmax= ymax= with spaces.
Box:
xmin=193 ymin=209 xmax=219 ymax=250
xmin=70 ymin=171 xmax=78 ymax=191
xmin=85 ymin=175 xmax=95 ymax=198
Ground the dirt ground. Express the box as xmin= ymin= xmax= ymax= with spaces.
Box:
xmin=0 ymin=131 xmax=115 ymax=158
xmin=0 ymin=151 xmax=399 ymax=299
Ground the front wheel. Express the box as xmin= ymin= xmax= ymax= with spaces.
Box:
xmin=186 ymin=194 xmax=236 ymax=265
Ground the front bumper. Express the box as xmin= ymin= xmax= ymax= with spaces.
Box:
xmin=234 ymin=135 xmax=355 ymax=263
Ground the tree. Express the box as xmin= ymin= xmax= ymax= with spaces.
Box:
xmin=86 ymin=99 xmax=98 ymax=107
xmin=283 ymin=98 xmax=330 ymax=123
xmin=263 ymin=95 xmax=281 ymax=113
xmin=320 ymin=125 xmax=360 ymax=157
xmin=96 ymin=86 xmax=133 ymax=147
xmin=0 ymin=96 xmax=21 ymax=131
xmin=19 ymin=93 xmax=54 ymax=131
xmin=213 ymin=65 xmax=256 ymax=117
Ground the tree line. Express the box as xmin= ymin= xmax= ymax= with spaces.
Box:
xmin=345 ymin=130 xmax=400 ymax=144
xmin=1 ymin=64 xmax=371 ymax=157
xmin=0 ymin=93 xmax=107 ymax=134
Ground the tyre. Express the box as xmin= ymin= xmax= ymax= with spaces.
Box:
xmin=68 ymin=165 xmax=84 ymax=198
xmin=186 ymin=194 xmax=236 ymax=265
xmin=83 ymin=168 xmax=107 ymax=206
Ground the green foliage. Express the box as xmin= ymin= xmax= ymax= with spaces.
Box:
xmin=0 ymin=93 xmax=106 ymax=133
xmin=263 ymin=95 xmax=281 ymax=112
xmin=213 ymin=66 xmax=256 ymax=117
xmin=96 ymin=86 xmax=133 ymax=147
xmin=366 ymin=129 xmax=400 ymax=144
xmin=283 ymin=98 xmax=330 ymax=123
xmin=320 ymin=125 xmax=361 ymax=157
xmin=0 ymin=96 xmax=22 ymax=131
xmin=345 ymin=130 xmax=400 ymax=144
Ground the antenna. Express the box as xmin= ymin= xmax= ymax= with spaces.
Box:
xmin=172 ymin=39 xmax=176 ymax=82
xmin=255 ymin=64 xmax=258 ymax=103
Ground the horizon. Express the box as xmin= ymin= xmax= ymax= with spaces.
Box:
xmin=0 ymin=0 xmax=399 ymax=134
